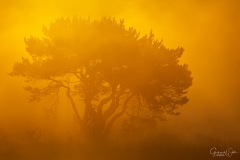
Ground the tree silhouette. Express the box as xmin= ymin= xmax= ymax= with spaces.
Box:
xmin=10 ymin=17 xmax=192 ymax=139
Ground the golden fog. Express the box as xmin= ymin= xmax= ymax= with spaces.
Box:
xmin=0 ymin=0 xmax=240 ymax=159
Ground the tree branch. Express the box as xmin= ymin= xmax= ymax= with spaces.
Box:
xmin=96 ymin=83 xmax=117 ymax=115
xmin=47 ymin=77 xmax=83 ymax=127
xmin=102 ymin=92 xmax=135 ymax=136
xmin=66 ymin=85 xmax=83 ymax=127
xmin=103 ymin=89 xmax=125 ymax=120
xmin=73 ymin=113 xmax=81 ymax=125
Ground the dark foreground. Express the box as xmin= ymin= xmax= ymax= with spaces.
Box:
xmin=1 ymin=131 xmax=239 ymax=160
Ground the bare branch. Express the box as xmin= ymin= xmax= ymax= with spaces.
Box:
xmin=66 ymin=86 xmax=83 ymax=127
xmin=96 ymin=83 xmax=117 ymax=115
xmin=46 ymin=77 xmax=83 ymax=127
xmin=103 ymin=89 xmax=125 ymax=120
xmin=73 ymin=114 xmax=81 ymax=125
xmin=103 ymin=92 xmax=135 ymax=136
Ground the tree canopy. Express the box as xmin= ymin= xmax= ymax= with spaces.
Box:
xmin=10 ymin=17 xmax=192 ymax=139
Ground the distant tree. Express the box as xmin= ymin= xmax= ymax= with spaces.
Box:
xmin=10 ymin=17 xmax=192 ymax=140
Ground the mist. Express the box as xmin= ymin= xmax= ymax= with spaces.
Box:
xmin=1 ymin=0 xmax=240 ymax=159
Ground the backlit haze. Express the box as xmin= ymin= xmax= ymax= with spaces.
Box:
xmin=1 ymin=0 xmax=240 ymax=148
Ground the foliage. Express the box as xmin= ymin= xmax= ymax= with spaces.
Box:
xmin=10 ymin=16 xmax=192 ymax=138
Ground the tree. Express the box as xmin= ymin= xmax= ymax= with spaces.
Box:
xmin=10 ymin=17 xmax=192 ymax=140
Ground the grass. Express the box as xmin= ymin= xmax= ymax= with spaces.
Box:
xmin=0 ymin=129 xmax=239 ymax=160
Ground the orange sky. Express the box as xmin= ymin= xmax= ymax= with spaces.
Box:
xmin=0 ymin=0 xmax=240 ymax=140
